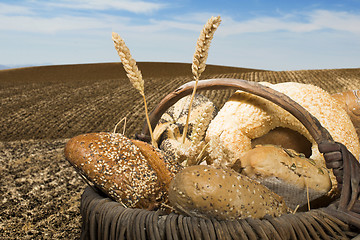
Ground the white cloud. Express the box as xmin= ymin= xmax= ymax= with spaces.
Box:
xmin=219 ymin=10 xmax=360 ymax=36
xmin=147 ymin=19 xmax=200 ymax=32
xmin=41 ymin=0 xmax=166 ymax=14
xmin=310 ymin=10 xmax=360 ymax=33
xmin=0 ymin=1 xmax=167 ymax=33
xmin=0 ymin=3 xmax=33 ymax=15
xmin=0 ymin=14 xmax=130 ymax=33
xmin=172 ymin=12 xmax=222 ymax=24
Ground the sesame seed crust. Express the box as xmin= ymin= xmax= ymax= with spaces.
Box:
xmin=65 ymin=132 xmax=181 ymax=209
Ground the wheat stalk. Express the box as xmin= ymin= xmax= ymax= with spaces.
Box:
xmin=113 ymin=116 xmax=127 ymax=135
xmin=192 ymin=16 xmax=222 ymax=79
xmin=112 ymin=32 xmax=157 ymax=147
xmin=182 ymin=16 xmax=221 ymax=143
xmin=305 ymin=177 xmax=311 ymax=211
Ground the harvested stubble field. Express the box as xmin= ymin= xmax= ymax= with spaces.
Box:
xmin=1 ymin=62 xmax=360 ymax=239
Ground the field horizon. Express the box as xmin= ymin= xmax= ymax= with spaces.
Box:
xmin=0 ymin=61 xmax=265 ymax=86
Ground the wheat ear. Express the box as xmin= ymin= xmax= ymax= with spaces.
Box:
xmin=182 ymin=16 xmax=221 ymax=143
xmin=190 ymin=101 xmax=214 ymax=145
xmin=112 ymin=32 xmax=157 ymax=147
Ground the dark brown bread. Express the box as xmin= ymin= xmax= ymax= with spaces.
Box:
xmin=65 ymin=132 xmax=182 ymax=210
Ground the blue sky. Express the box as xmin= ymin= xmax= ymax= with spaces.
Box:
xmin=1 ymin=0 xmax=360 ymax=70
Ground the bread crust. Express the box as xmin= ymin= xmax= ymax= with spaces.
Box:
xmin=65 ymin=132 xmax=181 ymax=209
xmin=238 ymin=145 xmax=331 ymax=191
xmin=131 ymin=139 xmax=181 ymax=191
xmin=169 ymin=165 xmax=288 ymax=220
xmin=233 ymin=145 xmax=331 ymax=209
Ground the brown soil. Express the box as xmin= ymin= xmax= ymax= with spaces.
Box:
xmin=0 ymin=139 xmax=85 ymax=239
xmin=1 ymin=62 xmax=360 ymax=239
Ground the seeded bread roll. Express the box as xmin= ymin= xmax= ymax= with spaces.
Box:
xmin=233 ymin=145 xmax=331 ymax=209
xmin=65 ymin=132 xmax=182 ymax=210
xmin=169 ymin=165 xmax=288 ymax=220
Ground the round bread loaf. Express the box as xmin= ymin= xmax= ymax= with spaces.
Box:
xmin=233 ymin=145 xmax=331 ymax=209
xmin=64 ymin=132 xmax=182 ymax=210
xmin=168 ymin=165 xmax=288 ymax=220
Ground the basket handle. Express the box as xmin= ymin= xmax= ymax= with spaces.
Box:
xmin=137 ymin=78 xmax=333 ymax=144
xmin=136 ymin=78 xmax=360 ymax=227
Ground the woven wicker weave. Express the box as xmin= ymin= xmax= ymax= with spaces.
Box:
xmin=80 ymin=79 xmax=360 ymax=239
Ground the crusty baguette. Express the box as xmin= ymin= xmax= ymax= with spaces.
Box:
xmin=131 ymin=139 xmax=179 ymax=191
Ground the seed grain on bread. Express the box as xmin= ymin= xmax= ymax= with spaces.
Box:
xmin=65 ymin=132 xmax=182 ymax=210
xmin=168 ymin=165 xmax=289 ymax=220
xmin=233 ymin=145 xmax=332 ymax=209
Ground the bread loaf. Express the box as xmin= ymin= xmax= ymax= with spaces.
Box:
xmin=233 ymin=145 xmax=331 ymax=209
xmin=168 ymin=165 xmax=288 ymax=220
xmin=64 ymin=132 xmax=182 ymax=210
xmin=251 ymin=127 xmax=312 ymax=157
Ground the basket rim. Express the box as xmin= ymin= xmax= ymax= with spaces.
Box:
xmin=81 ymin=185 xmax=360 ymax=239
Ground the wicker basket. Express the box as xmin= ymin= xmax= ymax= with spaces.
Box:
xmin=79 ymin=79 xmax=360 ymax=239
